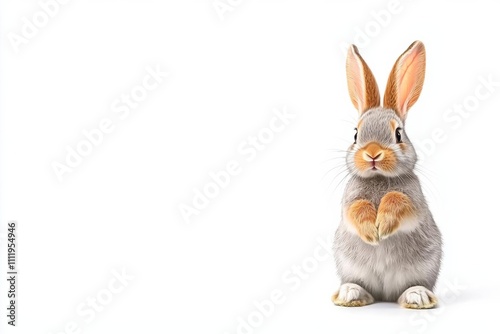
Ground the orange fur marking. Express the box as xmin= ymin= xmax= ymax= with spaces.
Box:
xmin=347 ymin=200 xmax=378 ymax=244
xmin=360 ymin=58 xmax=381 ymax=112
xmin=353 ymin=142 xmax=397 ymax=173
xmin=377 ymin=149 xmax=397 ymax=172
xmin=390 ymin=119 xmax=398 ymax=132
xmin=364 ymin=142 xmax=383 ymax=158
xmin=376 ymin=191 xmax=416 ymax=239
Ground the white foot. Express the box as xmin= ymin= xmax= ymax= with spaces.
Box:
xmin=398 ymin=286 xmax=437 ymax=309
xmin=332 ymin=283 xmax=374 ymax=307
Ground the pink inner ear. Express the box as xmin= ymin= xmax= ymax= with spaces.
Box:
xmin=346 ymin=47 xmax=366 ymax=113
xmin=395 ymin=44 xmax=425 ymax=117
xmin=346 ymin=45 xmax=381 ymax=114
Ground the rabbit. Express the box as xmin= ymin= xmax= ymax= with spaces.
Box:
xmin=332 ymin=41 xmax=442 ymax=309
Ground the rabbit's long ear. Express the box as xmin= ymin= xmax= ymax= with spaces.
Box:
xmin=383 ymin=41 xmax=426 ymax=120
xmin=346 ymin=45 xmax=380 ymax=115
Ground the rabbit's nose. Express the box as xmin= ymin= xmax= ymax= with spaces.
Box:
xmin=363 ymin=151 xmax=384 ymax=161
xmin=362 ymin=143 xmax=385 ymax=161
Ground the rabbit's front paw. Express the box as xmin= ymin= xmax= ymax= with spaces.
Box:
xmin=376 ymin=191 xmax=415 ymax=239
xmin=376 ymin=211 xmax=400 ymax=240
xmin=347 ymin=200 xmax=379 ymax=245
xmin=332 ymin=283 xmax=375 ymax=307
xmin=358 ymin=221 xmax=379 ymax=245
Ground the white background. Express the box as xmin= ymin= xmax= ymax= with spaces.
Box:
xmin=1 ymin=0 xmax=499 ymax=333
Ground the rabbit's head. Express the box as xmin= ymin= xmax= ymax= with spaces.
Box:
xmin=345 ymin=41 xmax=426 ymax=178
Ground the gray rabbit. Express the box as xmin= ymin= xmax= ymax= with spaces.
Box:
xmin=332 ymin=41 xmax=442 ymax=309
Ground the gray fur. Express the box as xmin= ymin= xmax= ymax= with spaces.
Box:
xmin=334 ymin=107 xmax=442 ymax=302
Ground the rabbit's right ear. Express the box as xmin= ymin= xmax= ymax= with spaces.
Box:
xmin=346 ymin=45 xmax=381 ymax=115
xmin=383 ymin=41 xmax=426 ymax=121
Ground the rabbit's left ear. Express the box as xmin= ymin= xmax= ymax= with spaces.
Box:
xmin=346 ymin=45 xmax=381 ymax=115
xmin=384 ymin=41 xmax=426 ymax=120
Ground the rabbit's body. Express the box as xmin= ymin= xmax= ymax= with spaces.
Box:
xmin=332 ymin=42 xmax=442 ymax=309
xmin=335 ymin=171 xmax=442 ymax=302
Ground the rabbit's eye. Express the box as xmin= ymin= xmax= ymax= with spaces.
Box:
xmin=354 ymin=128 xmax=358 ymax=144
xmin=395 ymin=128 xmax=402 ymax=143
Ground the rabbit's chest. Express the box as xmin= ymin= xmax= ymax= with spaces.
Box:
xmin=347 ymin=178 xmax=393 ymax=207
